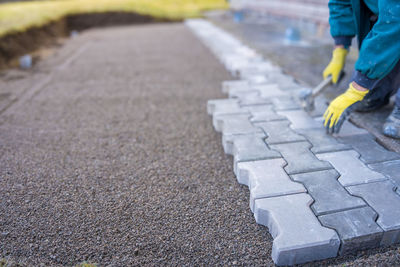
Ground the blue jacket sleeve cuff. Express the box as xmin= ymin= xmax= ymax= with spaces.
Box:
xmin=333 ymin=36 xmax=353 ymax=48
xmin=352 ymin=71 xmax=379 ymax=90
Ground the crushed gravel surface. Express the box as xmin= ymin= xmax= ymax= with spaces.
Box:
xmin=0 ymin=23 xmax=399 ymax=266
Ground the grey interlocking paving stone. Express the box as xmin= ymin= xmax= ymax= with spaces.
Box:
xmin=319 ymin=207 xmax=383 ymax=255
xmin=228 ymin=88 xmax=259 ymax=99
xmin=245 ymin=74 xmax=270 ymax=85
xmin=296 ymin=128 xmax=352 ymax=154
xmin=255 ymin=120 xmax=306 ymax=145
xmin=347 ymin=181 xmax=400 ymax=245
xmin=270 ymin=96 xmax=302 ymax=111
xmin=246 ymin=105 xmax=286 ymax=122
xmin=240 ymin=69 xmax=282 ymax=80
xmin=212 ymin=114 xmax=263 ymax=135
xmin=207 ymin=98 xmax=244 ymax=116
xmin=278 ymin=110 xmax=323 ymax=130
xmin=291 ymin=169 xmax=366 ymax=216
xmin=238 ymin=63 xmax=280 ymax=77
xmin=265 ymin=73 xmax=299 ymax=90
xmin=254 ymin=194 xmax=340 ymax=266
xmin=338 ymin=134 xmax=400 ymax=164
xmin=369 ymin=160 xmax=400 ymax=189
xmin=236 ymin=159 xmax=306 ymax=212
xmin=222 ymin=133 xmax=281 ymax=174
xmin=222 ymin=80 xmax=250 ymax=94
xmin=317 ymin=150 xmax=387 ymax=186
xmin=237 ymin=92 xmax=272 ymax=106
xmin=255 ymin=84 xmax=289 ymax=99
xmin=229 ymin=84 xmax=289 ymax=106
xmin=270 ymin=142 xmax=332 ymax=174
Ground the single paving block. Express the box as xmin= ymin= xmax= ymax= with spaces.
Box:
xmin=255 ymin=120 xmax=306 ymax=145
xmin=347 ymin=181 xmax=400 ymax=245
xmin=297 ymin=128 xmax=352 ymax=154
xmin=207 ymin=99 xmax=245 ymax=116
xmin=222 ymin=80 xmax=250 ymax=94
xmin=246 ymin=105 xmax=286 ymax=122
xmin=319 ymin=207 xmax=383 ymax=255
xmin=213 ymin=114 xmax=263 ymax=135
xmin=238 ymin=63 xmax=280 ymax=77
xmin=266 ymin=73 xmax=299 ymax=90
xmin=291 ymin=169 xmax=366 ymax=216
xmin=254 ymin=84 xmax=288 ymax=99
xmin=239 ymin=68 xmax=282 ymax=80
xmin=368 ymin=160 xmax=400 ymax=189
xmin=222 ymin=133 xmax=281 ymax=174
xmin=254 ymin=194 xmax=340 ymax=266
xmin=229 ymin=88 xmax=259 ymax=99
xmin=246 ymin=74 xmax=270 ymax=84
xmin=236 ymin=159 xmax=306 ymax=212
xmin=338 ymin=134 xmax=400 ymax=164
xmin=317 ymin=150 xmax=387 ymax=186
xmin=270 ymin=142 xmax=332 ymax=174
xmin=271 ymin=96 xmax=302 ymax=111
xmin=277 ymin=110 xmax=322 ymax=130
xmin=238 ymin=92 xmax=272 ymax=106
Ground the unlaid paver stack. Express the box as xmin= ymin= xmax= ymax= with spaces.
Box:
xmin=186 ymin=19 xmax=400 ymax=265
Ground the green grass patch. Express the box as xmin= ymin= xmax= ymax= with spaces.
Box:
xmin=0 ymin=0 xmax=228 ymax=36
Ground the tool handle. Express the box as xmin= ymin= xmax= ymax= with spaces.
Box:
xmin=311 ymin=76 xmax=332 ymax=97
xmin=312 ymin=71 xmax=345 ymax=97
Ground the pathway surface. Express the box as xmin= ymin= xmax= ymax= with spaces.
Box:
xmin=0 ymin=23 xmax=399 ymax=266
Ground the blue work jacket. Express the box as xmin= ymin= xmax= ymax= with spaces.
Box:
xmin=328 ymin=0 xmax=400 ymax=89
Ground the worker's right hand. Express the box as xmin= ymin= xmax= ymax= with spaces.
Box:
xmin=323 ymin=47 xmax=348 ymax=84
xmin=323 ymin=82 xmax=369 ymax=134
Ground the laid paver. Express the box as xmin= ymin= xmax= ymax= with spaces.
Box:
xmin=296 ymin=128 xmax=352 ymax=154
xmin=278 ymin=110 xmax=323 ymax=130
xmin=368 ymin=160 xmax=400 ymax=189
xmin=244 ymin=74 xmax=269 ymax=84
xmin=291 ymin=169 xmax=366 ymax=216
xmin=317 ymin=150 xmax=387 ymax=186
xmin=222 ymin=133 xmax=281 ymax=174
xmin=246 ymin=105 xmax=286 ymax=122
xmin=235 ymin=91 xmax=272 ymax=106
xmin=254 ymin=194 xmax=340 ymax=266
xmin=255 ymin=84 xmax=288 ymax=99
xmin=255 ymin=120 xmax=306 ymax=145
xmin=338 ymin=134 xmax=400 ymax=164
xmin=270 ymin=96 xmax=302 ymax=111
xmin=238 ymin=62 xmax=279 ymax=75
xmin=236 ymin=159 xmax=306 ymax=211
xmin=270 ymin=141 xmax=332 ymax=174
xmin=347 ymin=181 xmax=400 ymax=245
xmin=222 ymin=80 xmax=250 ymax=94
xmin=212 ymin=114 xmax=263 ymax=135
xmin=207 ymin=98 xmax=244 ymax=116
xmin=319 ymin=207 xmax=384 ymax=255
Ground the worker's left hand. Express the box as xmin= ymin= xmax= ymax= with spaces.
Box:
xmin=324 ymin=82 xmax=369 ymax=134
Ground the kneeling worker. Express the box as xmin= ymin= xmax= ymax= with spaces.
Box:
xmin=323 ymin=0 xmax=400 ymax=138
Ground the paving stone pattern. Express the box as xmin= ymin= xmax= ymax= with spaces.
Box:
xmin=186 ymin=19 xmax=400 ymax=265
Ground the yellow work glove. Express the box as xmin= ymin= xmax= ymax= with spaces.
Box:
xmin=324 ymin=83 xmax=369 ymax=134
xmin=323 ymin=47 xmax=348 ymax=84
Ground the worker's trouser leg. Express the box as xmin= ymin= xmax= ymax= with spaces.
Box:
xmin=357 ymin=59 xmax=400 ymax=112
xmin=381 ymin=60 xmax=400 ymax=138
